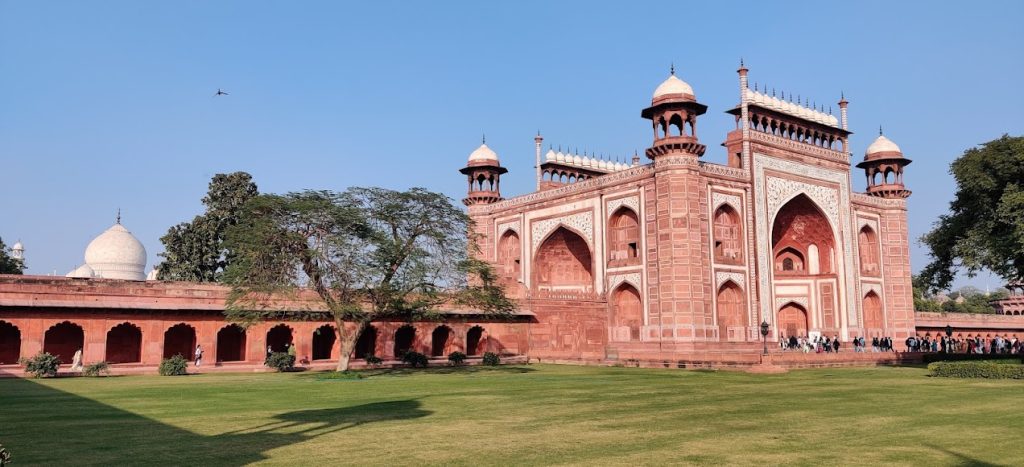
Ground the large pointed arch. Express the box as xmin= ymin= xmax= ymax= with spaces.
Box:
xmin=533 ymin=226 xmax=593 ymax=292
xmin=771 ymin=194 xmax=835 ymax=275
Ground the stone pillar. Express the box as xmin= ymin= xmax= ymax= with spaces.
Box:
xmin=648 ymin=156 xmax=713 ymax=342
xmin=880 ymin=203 xmax=916 ymax=340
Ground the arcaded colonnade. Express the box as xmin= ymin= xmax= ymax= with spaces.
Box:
xmin=0 ymin=277 xmax=530 ymax=369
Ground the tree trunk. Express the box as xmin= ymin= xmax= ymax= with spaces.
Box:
xmin=334 ymin=317 xmax=366 ymax=372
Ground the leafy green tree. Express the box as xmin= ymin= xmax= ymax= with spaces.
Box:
xmin=920 ymin=135 xmax=1024 ymax=291
xmin=157 ymin=172 xmax=258 ymax=282
xmin=0 ymin=237 xmax=25 ymax=274
xmin=223 ymin=187 xmax=513 ymax=371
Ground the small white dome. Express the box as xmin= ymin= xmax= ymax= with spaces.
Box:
xmin=84 ymin=223 xmax=147 ymax=281
xmin=828 ymin=115 xmax=839 ymax=126
xmin=653 ymin=74 xmax=695 ymax=99
xmin=556 ymin=151 xmax=565 ymax=162
xmin=146 ymin=268 xmax=160 ymax=281
xmin=12 ymin=241 xmax=23 ymax=251
xmin=467 ymin=143 xmax=499 ymax=164
xmin=572 ymin=154 xmax=582 ymax=165
xmin=545 ymin=149 xmax=556 ymax=161
xmin=66 ymin=264 xmax=95 ymax=278
xmin=866 ymin=135 xmax=901 ymax=154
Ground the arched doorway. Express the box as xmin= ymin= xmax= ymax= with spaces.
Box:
xmin=716 ymin=281 xmax=745 ymax=341
xmin=106 ymin=323 xmax=142 ymax=364
xmin=607 ymin=208 xmax=640 ymax=266
xmin=431 ymin=326 xmax=452 ymax=357
xmin=355 ymin=326 xmax=377 ymax=359
xmin=713 ymin=204 xmax=743 ymax=264
xmin=534 ymin=227 xmax=593 ymax=292
xmin=466 ymin=326 xmax=484 ymax=356
xmin=863 ymin=292 xmax=884 ymax=332
xmin=611 ymin=284 xmax=642 ymax=341
xmin=266 ymin=324 xmax=293 ymax=353
xmin=0 ymin=321 xmax=21 ymax=364
xmin=858 ymin=226 xmax=880 ymax=276
xmin=772 ymin=194 xmax=835 ymax=276
xmin=778 ymin=303 xmax=809 ymax=338
xmin=312 ymin=325 xmax=335 ymax=361
xmin=44 ymin=321 xmax=84 ymax=364
xmin=497 ymin=230 xmax=521 ymax=280
xmin=163 ymin=323 xmax=196 ymax=359
xmin=393 ymin=325 xmax=415 ymax=357
xmin=216 ymin=324 xmax=247 ymax=362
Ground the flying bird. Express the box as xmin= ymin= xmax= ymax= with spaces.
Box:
xmin=214 ymin=89 xmax=229 ymax=96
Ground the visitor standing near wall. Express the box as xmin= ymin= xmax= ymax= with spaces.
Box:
xmin=194 ymin=345 xmax=203 ymax=367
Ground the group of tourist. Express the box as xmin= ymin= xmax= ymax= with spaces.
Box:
xmin=908 ymin=334 xmax=1022 ymax=354
xmin=780 ymin=334 xmax=841 ymax=353
xmin=776 ymin=333 xmax=1022 ymax=354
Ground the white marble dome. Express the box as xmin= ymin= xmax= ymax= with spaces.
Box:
xmin=467 ymin=143 xmax=499 ymax=164
xmin=66 ymin=264 xmax=95 ymax=279
xmin=83 ymin=223 xmax=147 ymax=281
xmin=866 ymin=135 xmax=901 ymax=155
xmin=653 ymin=74 xmax=695 ymax=99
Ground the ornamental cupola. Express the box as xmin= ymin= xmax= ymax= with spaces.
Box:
xmin=641 ymin=65 xmax=708 ymax=159
xmin=460 ymin=137 xmax=508 ymax=206
xmin=856 ymin=128 xmax=912 ymax=198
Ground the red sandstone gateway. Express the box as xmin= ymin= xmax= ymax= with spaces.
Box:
xmin=2 ymin=66 xmax=1023 ymax=375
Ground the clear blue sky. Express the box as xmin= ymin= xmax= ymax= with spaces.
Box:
xmin=2 ymin=1 xmax=1021 ymax=290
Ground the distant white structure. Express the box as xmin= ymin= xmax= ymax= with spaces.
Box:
xmin=11 ymin=241 xmax=24 ymax=260
xmin=67 ymin=215 xmax=147 ymax=281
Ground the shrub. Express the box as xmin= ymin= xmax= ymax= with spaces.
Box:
xmin=401 ymin=351 xmax=428 ymax=368
xmin=364 ymin=354 xmax=383 ymax=367
xmin=159 ymin=355 xmax=189 ymax=376
xmin=922 ymin=353 xmax=1022 ymax=364
xmin=448 ymin=351 xmax=467 ymax=366
xmin=83 ymin=362 xmax=110 ymax=377
xmin=928 ymin=361 xmax=1024 ymax=379
xmin=0 ymin=443 xmax=11 ymax=466
xmin=482 ymin=352 xmax=500 ymax=366
xmin=265 ymin=352 xmax=296 ymax=372
xmin=20 ymin=352 xmax=61 ymax=378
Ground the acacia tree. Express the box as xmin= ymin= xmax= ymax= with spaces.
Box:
xmin=157 ymin=172 xmax=259 ymax=281
xmin=223 ymin=187 xmax=513 ymax=371
xmin=0 ymin=237 xmax=25 ymax=274
xmin=919 ymin=135 xmax=1024 ymax=291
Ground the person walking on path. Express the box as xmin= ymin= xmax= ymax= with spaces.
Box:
xmin=194 ymin=344 xmax=204 ymax=367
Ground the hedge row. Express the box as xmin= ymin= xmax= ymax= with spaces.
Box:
xmin=927 ymin=361 xmax=1024 ymax=379
xmin=922 ymin=353 xmax=1023 ymax=364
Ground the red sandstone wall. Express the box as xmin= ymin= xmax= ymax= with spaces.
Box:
xmin=879 ymin=206 xmax=916 ymax=340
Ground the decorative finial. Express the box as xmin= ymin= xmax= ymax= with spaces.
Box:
xmin=670 ymin=62 xmax=675 ymax=76
xmin=754 ymin=82 xmax=758 ymax=92
xmin=829 ymin=105 xmax=832 ymax=115
xmin=482 ymin=133 xmax=486 ymax=144
xmin=772 ymin=87 xmax=776 ymax=97
xmin=879 ymin=125 xmax=883 ymax=136
xmin=116 ymin=208 xmax=121 ymax=225
xmin=740 ymin=57 xmax=744 ymax=67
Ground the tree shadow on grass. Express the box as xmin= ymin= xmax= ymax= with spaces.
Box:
xmin=301 ymin=364 xmax=536 ymax=380
xmin=0 ymin=378 xmax=430 ymax=466
xmin=923 ymin=443 xmax=1005 ymax=467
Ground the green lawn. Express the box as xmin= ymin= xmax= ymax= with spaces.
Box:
xmin=1 ymin=364 xmax=1021 ymax=466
